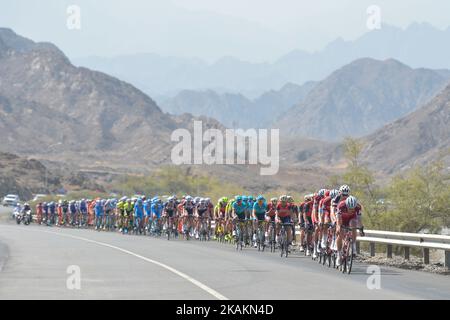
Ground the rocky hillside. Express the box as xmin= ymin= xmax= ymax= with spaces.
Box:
xmin=159 ymin=81 xmax=316 ymax=128
xmin=275 ymin=58 xmax=450 ymax=141
xmin=0 ymin=28 xmax=223 ymax=168
xmin=0 ymin=152 xmax=61 ymax=200
xmin=361 ymin=83 xmax=450 ymax=173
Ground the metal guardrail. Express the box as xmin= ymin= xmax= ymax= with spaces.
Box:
xmin=355 ymin=230 xmax=450 ymax=269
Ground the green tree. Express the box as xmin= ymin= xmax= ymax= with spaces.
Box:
xmin=385 ymin=161 xmax=450 ymax=233
xmin=332 ymin=138 xmax=386 ymax=229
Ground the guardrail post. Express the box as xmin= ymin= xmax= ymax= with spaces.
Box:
xmin=356 ymin=241 xmax=360 ymax=254
xmin=370 ymin=243 xmax=375 ymax=257
xmin=423 ymin=248 xmax=430 ymax=265
xmin=404 ymin=247 xmax=410 ymax=260
xmin=387 ymin=244 xmax=392 ymax=258
xmin=445 ymin=251 xmax=450 ymax=270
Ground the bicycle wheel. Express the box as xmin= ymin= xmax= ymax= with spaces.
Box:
xmin=346 ymin=240 xmax=354 ymax=274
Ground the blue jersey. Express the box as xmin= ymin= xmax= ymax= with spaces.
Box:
xmin=94 ymin=202 xmax=104 ymax=216
xmin=79 ymin=201 xmax=87 ymax=212
xmin=151 ymin=203 xmax=163 ymax=218
xmin=143 ymin=201 xmax=152 ymax=216
xmin=233 ymin=202 xmax=247 ymax=218
xmin=253 ymin=202 xmax=266 ymax=215
xmin=134 ymin=203 xmax=144 ymax=218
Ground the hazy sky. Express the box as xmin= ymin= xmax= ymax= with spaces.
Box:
xmin=1 ymin=0 xmax=449 ymax=62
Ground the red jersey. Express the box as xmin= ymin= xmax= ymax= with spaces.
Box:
xmin=313 ymin=194 xmax=324 ymax=210
xmin=276 ymin=203 xmax=291 ymax=218
xmin=319 ymin=196 xmax=332 ymax=214
xmin=337 ymin=200 xmax=362 ymax=225
xmin=303 ymin=200 xmax=313 ymax=217
xmin=266 ymin=203 xmax=276 ymax=217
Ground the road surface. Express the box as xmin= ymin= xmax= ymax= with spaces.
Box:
xmin=0 ymin=207 xmax=448 ymax=299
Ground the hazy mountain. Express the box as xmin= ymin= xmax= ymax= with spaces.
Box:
xmin=159 ymin=82 xmax=316 ymax=128
xmin=0 ymin=28 xmax=222 ymax=168
xmin=74 ymin=23 xmax=450 ymax=98
xmin=275 ymin=58 xmax=450 ymax=141
xmin=361 ymin=83 xmax=450 ymax=174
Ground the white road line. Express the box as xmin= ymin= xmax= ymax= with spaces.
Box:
xmin=3 ymin=226 xmax=228 ymax=300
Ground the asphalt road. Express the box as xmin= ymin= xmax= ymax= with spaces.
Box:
xmin=0 ymin=207 xmax=448 ymax=300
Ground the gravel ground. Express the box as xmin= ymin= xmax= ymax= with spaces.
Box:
xmin=356 ymin=252 xmax=449 ymax=275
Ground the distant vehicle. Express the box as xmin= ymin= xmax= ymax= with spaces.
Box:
xmin=2 ymin=194 xmax=20 ymax=207
xmin=32 ymin=194 xmax=47 ymax=202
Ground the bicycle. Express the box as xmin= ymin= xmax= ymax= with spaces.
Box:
xmin=164 ymin=216 xmax=177 ymax=240
xmin=300 ymin=223 xmax=314 ymax=256
xmin=183 ymin=216 xmax=194 ymax=240
xmin=267 ymin=221 xmax=276 ymax=253
xmin=279 ymin=223 xmax=292 ymax=258
xmin=339 ymin=226 xmax=364 ymax=274
xmin=235 ymin=219 xmax=246 ymax=251
xmin=319 ymin=223 xmax=336 ymax=268
xmin=198 ymin=217 xmax=210 ymax=241
xmin=255 ymin=220 xmax=266 ymax=252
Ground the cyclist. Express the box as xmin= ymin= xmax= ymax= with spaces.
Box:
xmin=36 ymin=202 xmax=43 ymax=225
xmin=134 ymin=198 xmax=145 ymax=234
xmin=180 ymin=196 xmax=195 ymax=237
xmin=336 ymin=196 xmax=365 ymax=266
xmin=287 ymin=196 xmax=298 ymax=245
xmin=195 ymin=198 xmax=210 ymax=239
xmin=163 ymin=196 xmax=178 ymax=236
xmin=331 ymin=185 xmax=350 ymax=224
xmin=319 ymin=189 xmax=339 ymax=250
xmin=253 ymin=195 xmax=267 ymax=248
xmin=69 ymin=200 xmax=77 ymax=226
xmin=116 ymin=197 xmax=126 ymax=232
xmin=143 ymin=198 xmax=152 ymax=232
xmin=214 ymin=197 xmax=228 ymax=240
xmin=123 ymin=199 xmax=134 ymax=234
xmin=151 ymin=198 xmax=163 ymax=234
xmin=312 ymin=189 xmax=327 ymax=259
xmin=79 ymin=199 xmax=88 ymax=227
xmin=94 ymin=199 xmax=104 ymax=231
xmin=232 ymin=196 xmax=247 ymax=240
xmin=42 ymin=202 xmax=49 ymax=225
xmin=48 ymin=201 xmax=56 ymax=225
xmin=276 ymin=195 xmax=293 ymax=249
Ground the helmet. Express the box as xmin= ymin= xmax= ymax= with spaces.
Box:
xmin=256 ymin=195 xmax=265 ymax=201
xmin=236 ymin=196 xmax=243 ymax=202
xmin=330 ymin=189 xmax=339 ymax=199
xmin=242 ymin=196 xmax=248 ymax=201
xmin=248 ymin=196 xmax=254 ymax=201
xmin=270 ymin=197 xmax=278 ymax=203
xmin=318 ymin=189 xmax=326 ymax=197
xmin=339 ymin=185 xmax=350 ymax=196
xmin=194 ymin=197 xmax=201 ymax=203
xmin=168 ymin=196 xmax=175 ymax=202
xmin=185 ymin=196 xmax=193 ymax=201
xmin=346 ymin=196 xmax=358 ymax=209
xmin=219 ymin=197 xmax=228 ymax=204
xmin=287 ymin=196 xmax=294 ymax=203
xmin=279 ymin=195 xmax=288 ymax=202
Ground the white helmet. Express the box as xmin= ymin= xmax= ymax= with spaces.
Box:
xmin=330 ymin=189 xmax=339 ymax=199
xmin=339 ymin=185 xmax=350 ymax=196
xmin=346 ymin=196 xmax=357 ymax=209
